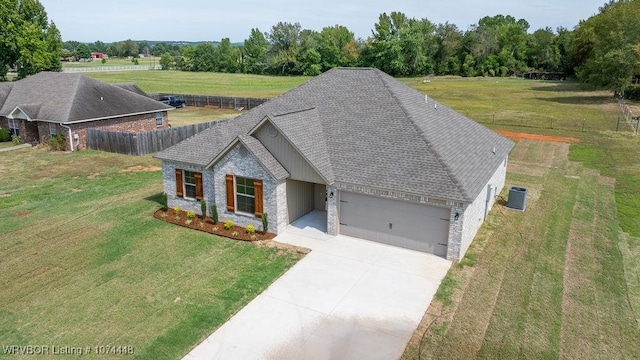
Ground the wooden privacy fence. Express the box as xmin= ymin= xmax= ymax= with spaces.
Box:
xmin=149 ymin=93 xmax=269 ymax=110
xmin=86 ymin=120 xmax=229 ymax=155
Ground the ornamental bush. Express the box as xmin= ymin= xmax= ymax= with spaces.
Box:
xmin=200 ymin=199 xmax=207 ymax=219
xmin=224 ymin=219 xmax=234 ymax=230
xmin=186 ymin=210 xmax=196 ymax=219
xmin=0 ymin=129 xmax=10 ymax=142
xmin=173 ymin=206 xmax=180 ymax=216
xmin=161 ymin=193 xmax=168 ymax=211
xmin=246 ymin=224 xmax=255 ymax=234
xmin=262 ymin=213 xmax=268 ymax=233
xmin=211 ymin=204 xmax=218 ymax=224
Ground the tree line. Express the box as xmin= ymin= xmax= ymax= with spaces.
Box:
xmin=3 ymin=0 xmax=640 ymax=96
xmin=151 ymin=14 xmax=576 ymax=79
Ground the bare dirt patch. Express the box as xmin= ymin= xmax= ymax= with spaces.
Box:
xmin=256 ymin=240 xmax=311 ymax=255
xmin=598 ymin=176 xmax=616 ymax=186
xmin=14 ymin=210 xmax=31 ymax=218
xmin=120 ymin=165 xmax=162 ymax=173
xmin=87 ymin=172 xmax=99 ymax=179
xmin=497 ymin=130 xmax=580 ymax=143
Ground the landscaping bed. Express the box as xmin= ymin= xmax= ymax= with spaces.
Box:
xmin=153 ymin=208 xmax=276 ymax=241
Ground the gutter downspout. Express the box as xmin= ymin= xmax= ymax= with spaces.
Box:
xmin=60 ymin=123 xmax=74 ymax=152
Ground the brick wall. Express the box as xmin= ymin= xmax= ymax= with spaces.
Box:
xmin=213 ymin=143 xmax=281 ymax=234
xmin=162 ymin=161 xmax=214 ymax=216
xmin=447 ymin=156 xmax=509 ymax=261
xmin=68 ymin=112 xmax=168 ymax=150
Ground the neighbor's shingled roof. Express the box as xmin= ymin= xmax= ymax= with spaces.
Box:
xmin=0 ymin=72 xmax=171 ymax=123
xmin=156 ymin=68 xmax=514 ymax=202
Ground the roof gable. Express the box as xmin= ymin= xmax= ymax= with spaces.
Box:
xmin=207 ymin=134 xmax=289 ymax=181
xmin=249 ymin=110 xmax=334 ymax=184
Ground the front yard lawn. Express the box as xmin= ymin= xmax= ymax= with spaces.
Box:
xmin=0 ymin=148 xmax=301 ymax=359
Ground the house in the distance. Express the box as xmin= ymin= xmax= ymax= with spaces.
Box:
xmin=0 ymin=72 xmax=172 ymax=151
xmin=155 ymin=68 xmax=514 ymax=261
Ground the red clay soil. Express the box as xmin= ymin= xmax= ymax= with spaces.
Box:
xmin=153 ymin=209 xmax=275 ymax=241
xmin=496 ymin=130 xmax=580 ymax=144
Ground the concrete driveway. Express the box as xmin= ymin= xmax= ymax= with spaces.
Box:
xmin=183 ymin=222 xmax=451 ymax=360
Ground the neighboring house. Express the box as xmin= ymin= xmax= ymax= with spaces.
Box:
xmin=155 ymin=68 xmax=514 ymax=261
xmin=0 ymin=72 xmax=172 ymax=150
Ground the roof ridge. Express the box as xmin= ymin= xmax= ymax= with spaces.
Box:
xmin=376 ymin=71 xmax=470 ymax=201
xmin=64 ymin=73 xmax=84 ymax=121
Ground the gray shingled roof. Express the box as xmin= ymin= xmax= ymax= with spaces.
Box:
xmin=156 ymin=68 xmax=514 ymax=202
xmin=113 ymin=82 xmax=149 ymax=97
xmin=0 ymin=72 xmax=171 ymax=123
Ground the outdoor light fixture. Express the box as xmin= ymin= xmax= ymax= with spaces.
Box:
xmin=328 ymin=191 xmax=334 ymax=198
xmin=454 ymin=211 xmax=460 ymax=221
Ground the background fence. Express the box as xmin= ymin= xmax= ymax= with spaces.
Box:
xmin=149 ymin=93 xmax=269 ymax=110
xmin=618 ymin=97 xmax=640 ymax=135
xmin=86 ymin=119 xmax=229 ymax=156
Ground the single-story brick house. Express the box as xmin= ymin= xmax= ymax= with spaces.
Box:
xmin=155 ymin=68 xmax=514 ymax=261
xmin=0 ymin=72 xmax=172 ymax=150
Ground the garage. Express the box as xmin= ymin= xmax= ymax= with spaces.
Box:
xmin=339 ymin=192 xmax=451 ymax=257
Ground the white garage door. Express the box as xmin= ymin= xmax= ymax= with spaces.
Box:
xmin=339 ymin=192 xmax=450 ymax=257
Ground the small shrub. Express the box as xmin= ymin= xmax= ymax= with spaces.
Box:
xmin=231 ymin=231 xmax=239 ymax=237
xmin=212 ymin=226 xmax=219 ymax=232
xmin=185 ymin=219 xmax=192 ymax=225
xmin=246 ymin=224 xmax=255 ymax=234
xmin=211 ymin=204 xmax=218 ymax=224
xmin=262 ymin=213 xmax=268 ymax=233
xmin=101 ymin=58 xmax=106 ymax=64
xmin=224 ymin=219 xmax=234 ymax=230
xmin=200 ymin=200 xmax=207 ymax=219
xmin=186 ymin=210 xmax=196 ymax=220
xmin=199 ymin=222 xmax=205 ymax=228
xmin=160 ymin=212 xmax=168 ymax=218
xmin=173 ymin=206 xmax=180 ymax=216
xmin=161 ymin=193 xmax=168 ymax=211
xmin=48 ymin=134 xmax=66 ymax=151
xmin=174 ymin=215 xmax=180 ymax=221
xmin=11 ymin=135 xmax=20 ymax=145
xmin=0 ymin=129 xmax=10 ymax=142
xmin=250 ymin=234 xmax=257 ymax=241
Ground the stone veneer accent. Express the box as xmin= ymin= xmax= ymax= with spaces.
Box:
xmin=213 ymin=144 xmax=280 ymax=233
xmin=326 ymin=185 xmax=338 ymax=235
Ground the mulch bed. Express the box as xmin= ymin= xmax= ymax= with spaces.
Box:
xmin=153 ymin=209 xmax=276 ymax=241
xmin=496 ymin=130 xmax=580 ymax=143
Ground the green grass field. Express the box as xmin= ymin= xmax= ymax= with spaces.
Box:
xmin=0 ymin=149 xmax=301 ymax=359
xmin=62 ymin=57 xmax=160 ymax=68
xmin=87 ymin=70 xmax=310 ymax=98
xmin=168 ymin=107 xmax=241 ymax=127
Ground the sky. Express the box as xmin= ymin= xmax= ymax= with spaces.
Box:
xmin=38 ymin=0 xmax=606 ymax=43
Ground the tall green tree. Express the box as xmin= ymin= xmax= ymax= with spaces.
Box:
xmin=572 ymin=0 xmax=640 ymax=93
xmin=215 ymin=38 xmax=241 ymax=73
xmin=0 ymin=0 xmax=62 ymax=80
xmin=243 ymin=28 xmax=269 ymax=74
xmin=317 ymin=25 xmax=358 ymax=70
xmin=434 ymin=22 xmax=462 ymax=75
xmin=266 ymin=22 xmax=301 ymax=74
